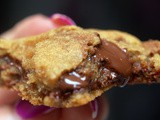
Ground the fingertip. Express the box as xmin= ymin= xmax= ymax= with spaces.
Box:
xmin=0 ymin=88 xmax=19 ymax=105
xmin=1 ymin=13 xmax=76 ymax=39
xmin=13 ymin=14 xmax=54 ymax=38
xmin=0 ymin=105 xmax=21 ymax=120
xmin=1 ymin=14 xmax=54 ymax=39
xmin=25 ymin=96 xmax=108 ymax=120
xmin=96 ymin=95 xmax=109 ymax=120
xmin=61 ymin=96 xmax=108 ymax=120
xmin=61 ymin=104 xmax=92 ymax=120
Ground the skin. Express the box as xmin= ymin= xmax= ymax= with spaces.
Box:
xmin=0 ymin=14 xmax=108 ymax=120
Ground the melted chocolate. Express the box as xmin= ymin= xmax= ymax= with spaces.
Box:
xmin=59 ymin=39 xmax=132 ymax=91
xmin=59 ymin=71 xmax=88 ymax=90
xmin=95 ymin=40 xmax=131 ymax=76
xmin=0 ymin=56 xmax=23 ymax=87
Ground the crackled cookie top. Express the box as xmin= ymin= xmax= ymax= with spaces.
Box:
xmin=1 ymin=26 xmax=100 ymax=88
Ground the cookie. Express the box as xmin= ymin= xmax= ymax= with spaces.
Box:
xmin=0 ymin=26 xmax=160 ymax=107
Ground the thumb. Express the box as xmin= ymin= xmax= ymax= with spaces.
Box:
xmin=1 ymin=14 xmax=54 ymax=39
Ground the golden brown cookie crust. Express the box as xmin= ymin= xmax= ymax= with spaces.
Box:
xmin=1 ymin=26 xmax=160 ymax=108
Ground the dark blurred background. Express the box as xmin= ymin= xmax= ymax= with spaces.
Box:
xmin=0 ymin=0 xmax=160 ymax=120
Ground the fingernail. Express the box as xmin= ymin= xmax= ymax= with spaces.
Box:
xmin=50 ymin=13 xmax=76 ymax=27
xmin=90 ymin=98 xmax=98 ymax=119
xmin=15 ymin=100 xmax=55 ymax=119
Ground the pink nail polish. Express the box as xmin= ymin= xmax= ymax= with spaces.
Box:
xmin=15 ymin=100 xmax=55 ymax=119
xmin=50 ymin=13 xmax=76 ymax=27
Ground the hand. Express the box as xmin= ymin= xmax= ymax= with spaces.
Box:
xmin=0 ymin=14 xmax=108 ymax=120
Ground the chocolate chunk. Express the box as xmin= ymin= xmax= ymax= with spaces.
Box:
xmin=0 ymin=56 xmax=23 ymax=87
xmin=59 ymin=39 xmax=132 ymax=93
xmin=59 ymin=71 xmax=88 ymax=90
xmin=95 ymin=39 xmax=132 ymax=76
